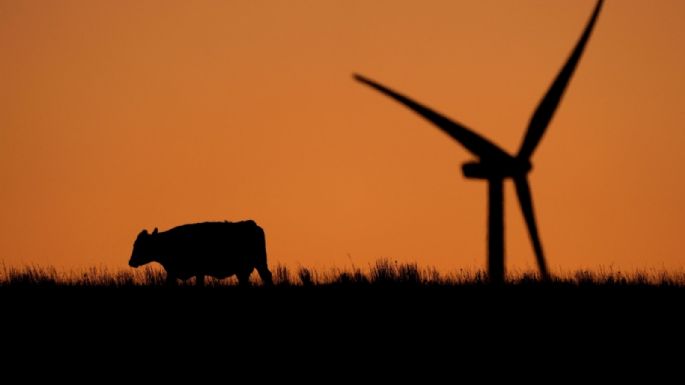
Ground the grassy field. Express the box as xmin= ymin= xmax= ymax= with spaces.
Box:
xmin=2 ymin=259 xmax=683 ymax=355
xmin=2 ymin=259 xmax=684 ymax=288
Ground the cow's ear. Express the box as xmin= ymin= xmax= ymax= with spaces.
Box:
xmin=153 ymin=228 xmax=158 ymax=235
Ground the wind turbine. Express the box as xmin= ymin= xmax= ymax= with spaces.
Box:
xmin=354 ymin=0 xmax=603 ymax=283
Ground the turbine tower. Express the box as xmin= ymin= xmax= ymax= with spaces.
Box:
xmin=355 ymin=0 xmax=603 ymax=283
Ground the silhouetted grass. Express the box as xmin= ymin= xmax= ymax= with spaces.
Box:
xmin=0 ymin=263 xmax=167 ymax=287
xmin=2 ymin=259 xmax=684 ymax=288
xmin=3 ymin=258 xmax=683 ymax=349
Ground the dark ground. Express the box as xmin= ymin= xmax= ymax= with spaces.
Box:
xmin=2 ymin=284 xmax=683 ymax=377
xmin=4 ymin=284 xmax=683 ymax=331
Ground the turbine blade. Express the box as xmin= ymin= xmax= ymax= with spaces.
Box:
xmin=517 ymin=0 xmax=604 ymax=160
xmin=514 ymin=175 xmax=549 ymax=278
xmin=354 ymin=74 xmax=511 ymax=162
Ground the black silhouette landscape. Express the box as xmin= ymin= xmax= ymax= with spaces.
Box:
xmin=4 ymin=0 xmax=685 ymax=363
xmin=3 ymin=259 xmax=683 ymax=289
xmin=3 ymin=260 xmax=684 ymax=334
xmin=5 ymin=259 xmax=683 ymax=357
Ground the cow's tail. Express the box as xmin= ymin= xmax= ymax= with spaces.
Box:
xmin=255 ymin=225 xmax=273 ymax=287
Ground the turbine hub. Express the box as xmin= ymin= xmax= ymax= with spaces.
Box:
xmin=462 ymin=159 xmax=531 ymax=179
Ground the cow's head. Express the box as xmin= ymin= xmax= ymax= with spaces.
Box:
xmin=129 ymin=228 xmax=158 ymax=268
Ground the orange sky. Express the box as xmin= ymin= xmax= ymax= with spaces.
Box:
xmin=2 ymin=0 xmax=685 ymax=273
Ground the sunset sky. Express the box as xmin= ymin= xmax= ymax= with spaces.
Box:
xmin=2 ymin=0 xmax=684 ymax=273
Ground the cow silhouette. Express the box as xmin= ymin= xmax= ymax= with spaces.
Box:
xmin=129 ymin=220 xmax=274 ymax=287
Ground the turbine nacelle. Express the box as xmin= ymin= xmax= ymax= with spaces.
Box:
xmin=462 ymin=159 xmax=532 ymax=180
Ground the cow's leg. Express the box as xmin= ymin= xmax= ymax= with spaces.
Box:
xmin=196 ymin=274 xmax=205 ymax=287
xmin=166 ymin=273 xmax=177 ymax=287
xmin=237 ymin=272 xmax=251 ymax=287
xmin=256 ymin=264 xmax=273 ymax=287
